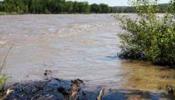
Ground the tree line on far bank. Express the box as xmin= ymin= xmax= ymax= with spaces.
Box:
xmin=0 ymin=0 xmax=172 ymax=14
xmin=112 ymin=3 xmax=174 ymax=13
xmin=0 ymin=0 xmax=113 ymax=14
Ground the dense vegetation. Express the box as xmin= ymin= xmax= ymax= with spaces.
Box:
xmin=0 ymin=0 xmax=173 ymax=14
xmin=0 ymin=0 xmax=113 ymax=14
xmin=112 ymin=3 xmax=174 ymax=13
xmin=118 ymin=0 xmax=175 ymax=66
xmin=112 ymin=6 xmax=136 ymax=13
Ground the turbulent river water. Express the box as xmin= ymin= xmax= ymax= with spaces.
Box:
xmin=0 ymin=14 xmax=175 ymax=93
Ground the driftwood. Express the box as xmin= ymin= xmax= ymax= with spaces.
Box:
xmin=97 ymin=88 xmax=105 ymax=100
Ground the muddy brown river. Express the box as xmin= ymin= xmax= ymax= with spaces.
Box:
xmin=0 ymin=14 xmax=175 ymax=94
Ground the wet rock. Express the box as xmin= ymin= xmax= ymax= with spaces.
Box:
xmin=2 ymin=78 xmax=173 ymax=100
xmin=3 ymin=78 xmax=86 ymax=100
xmin=32 ymin=93 xmax=64 ymax=100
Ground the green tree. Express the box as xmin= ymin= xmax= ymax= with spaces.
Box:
xmin=1 ymin=0 xmax=112 ymax=14
xmin=0 ymin=2 xmax=4 ymax=12
xmin=90 ymin=4 xmax=101 ymax=13
xmin=64 ymin=1 xmax=74 ymax=13
xmin=77 ymin=2 xmax=90 ymax=13
xmin=99 ymin=3 xmax=110 ymax=13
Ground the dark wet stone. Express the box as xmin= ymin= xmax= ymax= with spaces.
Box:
xmin=3 ymin=78 xmax=84 ymax=100
xmin=2 ymin=78 xmax=174 ymax=100
xmin=32 ymin=93 xmax=64 ymax=100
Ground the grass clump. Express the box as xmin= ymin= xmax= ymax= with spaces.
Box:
xmin=0 ymin=75 xmax=7 ymax=92
xmin=118 ymin=0 xmax=175 ymax=66
xmin=0 ymin=45 xmax=12 ymax=94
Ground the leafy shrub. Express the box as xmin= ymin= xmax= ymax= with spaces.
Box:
xmin=118 ymin=0 xmax=175 ymax=66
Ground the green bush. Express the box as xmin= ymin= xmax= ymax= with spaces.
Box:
xmin=118 ymin=0 xmax=175 ymax=66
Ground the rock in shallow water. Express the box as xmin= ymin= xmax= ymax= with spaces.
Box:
xmin=3 ymin=78 xmax=86 ymax=100
xmin=1 ymin=78 xmax=174 ymax=100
